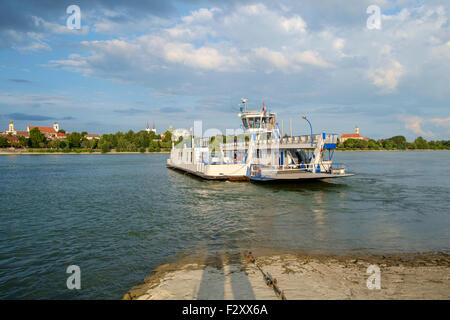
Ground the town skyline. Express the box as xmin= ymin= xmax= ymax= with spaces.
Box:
xmin=2 ymin=118 xmax=449 ymax=146
xmin=0 ymin=1 xmax=449 ymax=140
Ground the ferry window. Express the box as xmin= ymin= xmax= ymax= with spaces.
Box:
xmin=242 ymin=118 xmax=249 ymax=129
xmin=248 ymin=118 xmax=254 ymax=128
xmin=255 ymin=119 xmax=260 ymax=128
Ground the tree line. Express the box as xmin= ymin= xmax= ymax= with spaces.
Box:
xmin=338 ymin=135 xmax=450 ymax=150
xmin=0 ymin=128 xmax=173 ymax=153
xmin=1 ymin=129 xmax=449 ymax=151
xmin=97 ymin=130 xmax=172 ymax=153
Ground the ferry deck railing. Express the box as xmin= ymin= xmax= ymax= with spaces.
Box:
xmin=221 ymin=133 xmax=339 ymax=151
xmin=178 ymin=133 xmax=339 ymax=151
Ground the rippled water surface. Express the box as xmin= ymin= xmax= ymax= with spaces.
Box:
xmin=0 ymin=151 xmax=449 ymax=299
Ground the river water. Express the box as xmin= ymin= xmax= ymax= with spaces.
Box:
xmin=0 ymin=151 xmax=449 ymax=299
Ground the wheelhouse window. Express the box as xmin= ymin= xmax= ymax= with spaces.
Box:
xmin=242 ymin=118 xmax=249 ymax=129
xmin=242 ymin=115 xmax=273 ymax=129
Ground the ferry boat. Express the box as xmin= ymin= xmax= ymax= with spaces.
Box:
xmin=167 ymin=99 xmax=353 ymax=182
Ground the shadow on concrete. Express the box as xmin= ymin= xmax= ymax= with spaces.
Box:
xmin=196 ymin=247 xmax=226 ymax=299
xmin=227 ymin=251 xmax=256 ymax=300
xmin=196 ymin=245 xmax=255 ymax=300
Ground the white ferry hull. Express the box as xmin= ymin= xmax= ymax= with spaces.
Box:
xmin=249 ymin=172 xmax=354 ymax=182
xmin=167 ymin=159 xmax=249 ymax=181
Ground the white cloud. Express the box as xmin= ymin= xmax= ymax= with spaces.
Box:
xmin=32 ymin=16 xmax=89 ymax=35
xmin=368 ymin=60 xmax=404 ymax=93
xmin=163 ymin=42 xmax=236 ymax=71
xmin=48 ymin=34 xmax=240 ymax=74
xmin=399 ymin=115 xmax=434 ymax=137
xmin=252 ymin=47 xmax=292 ymax=73
xmin=0 ymin=15 xmax=89 ymax=52
xmin=3 ymin=30 xmax=51 ymax=52
xmin=294 ymin=50 xmax=331 ymax=68
xmin=333 ymin=38 xmax=345 ymax=52
xmin=182 ymin=8 xmax=220 ymax=24
xmin=280 ymin=16 xmax=307 ymax=33
xmin=398 ymin=114 xmax=450 ymax=137
xmin=92 ymin=10 xmax=171 ymax=35
xmin=251 ymin=48 xmax=331 ymax=73
xmin=431 ymin=117 xmax=450 ymax=133
xmin=239 ymin=4 xmax=267 ymax=16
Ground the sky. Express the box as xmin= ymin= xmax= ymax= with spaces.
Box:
xmin=0 ymin=0 xmax=449 ymax=140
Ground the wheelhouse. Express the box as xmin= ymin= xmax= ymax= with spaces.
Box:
xmin=240 ymin=112 xmax=276 ymax=130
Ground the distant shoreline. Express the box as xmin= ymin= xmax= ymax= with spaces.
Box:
xmin=0 ymin=150 xmax=170 ymax=155
xmin=335 ymin=149 xmax=450 ymax=152
xmin=1 ymin=149 xmax=448 ymax=155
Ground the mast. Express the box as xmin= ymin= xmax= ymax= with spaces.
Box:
xmin=290 ymin=118 xmax=292 ymax=138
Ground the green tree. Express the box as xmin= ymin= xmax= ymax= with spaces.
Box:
xmin=0 ymin=136 xmax=8 ymax=148
xmin=90 ymin=139 xmax=98 ymax=150
xmin=18 ymin=136 xmax=28 ymax=148
xmin=368 ymin=139 xmax=379 ymax=150
xmin=343 ymin=138 xmax=356 ymax=149
xmin=66 ymin=132 xmax=82 ymax=148
xmin=209 ymin=136 xmax=222 ymax=153
xmin=136 ymin=131 xmax=150 ymax=149
xmin=354 ymin=139 xmax=369 ymax=149
xmin=382 ymin=139 xmax=394 ymax=150
xmin=124 ymin=130 xmax=135 ymax=143
xmin=49 ymin=140 xmax=60 ymax=149
xmin=29 ymin=127 xmax=46 ymax=148
xmin=100 ymin=141 xmax=111 ymax=153
xmin=116 ymin=136 xmax=128 ymax=152
xmin=414 ymin=137 xmax=429 ymax=149
xmin=162 ymin=130 xmax=172 ymax=142
xmin=148 ymin=140 xmax=160 ymax=152
xmin=99 ymin=134 xmax=115 ymax=150
xmin=389 ymin=136 xmax=407 ymax=149
xmin=58 ymin=140 xmax=67 ymax=149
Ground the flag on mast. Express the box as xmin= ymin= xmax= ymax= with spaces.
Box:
xmin=263 ymin=102 xmax=266 ymax=116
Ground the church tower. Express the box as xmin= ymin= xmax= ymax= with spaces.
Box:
xmin=152 ymin=120 xmax=156 ymax=134
xmin=355 ymin=126 xmax=359 ymax=134
xmin=7 ymin=120 xmax=16 ymax=135
xmin=145 ymin=121 xmax=151 ymax=133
